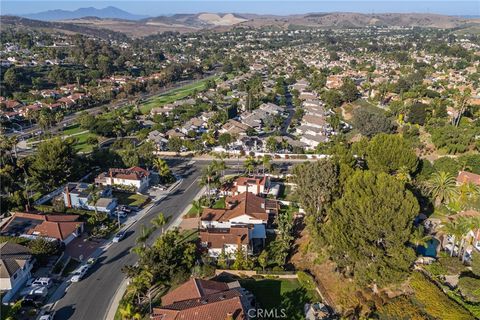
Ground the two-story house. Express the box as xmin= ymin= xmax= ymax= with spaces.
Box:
xmin=95 ymin=166 xmax=150 ymax=192
xmin=63 ymin=182 xmax=117 ymax=213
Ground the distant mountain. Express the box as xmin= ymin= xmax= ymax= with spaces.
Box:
xmin=22 ymin=6 xmax=148 ymax=21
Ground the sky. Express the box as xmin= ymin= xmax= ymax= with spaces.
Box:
xmin=1 ymin=1 xmax=479 ymax=17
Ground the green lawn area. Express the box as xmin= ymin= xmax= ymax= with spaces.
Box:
xmin=61 ymin=123 xmax=86 ymax=135
xmin=113 ymin=191 xmax=149 ymax=207
xmin=139 ymin=74 xmax=223 ymax=114
xmin=239 ymin=278 xmax=320 ymax=320
xmin=212 ymin=197 xmax=226 ymax=209
xmin=70 ymin=131 xmax=99 ymax=153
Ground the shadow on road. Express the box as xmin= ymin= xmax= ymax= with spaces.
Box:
xmin=54 ymin=304 xmax=76 ymax=319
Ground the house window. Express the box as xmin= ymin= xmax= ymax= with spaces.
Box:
xmin=13 ymin=273 xmax=17 ymax=279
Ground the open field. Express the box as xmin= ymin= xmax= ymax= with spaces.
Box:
xmin=113 ymin=191 xmax=150 ymax=207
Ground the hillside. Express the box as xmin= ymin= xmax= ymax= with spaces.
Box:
xmin=22 ymin=6 xmax=148 ymax=21
xmin=2 ymin=12 xmax=478 ymax=39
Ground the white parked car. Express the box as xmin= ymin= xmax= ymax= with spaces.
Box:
xmin=71 ymin=265 xmax=89 ymax=282
xmin=31 ymin=277 xmax=52 ymax=287
xmin=112 ymin=231 xmax=126 ymax=243
xmin=38 ymin=311 xmax=55 ymax=320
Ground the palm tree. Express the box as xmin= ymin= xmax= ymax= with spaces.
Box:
xmin=153 ymin=158 xmax=172 ymax=183
xmin=409 ymin=226 xmax=432 ymax=250
xmin=191 ymin=199 xmax=203 ymax=230
xmin=457 ymin=182 xmax=480 ymax=208
xmin=118 ymin=303 xmax=141 ymax=320
xmin=152 ymin=212 xmax=168 ymax=233
xmin=136 ymin=225 xmax=154 ymax=248
xmin=424 ymin=171 xmax=458 ymax=207
xmin=452 ymin=88 xmax=471 ymax=127
xmin=212 ymin=158 xmax=227 ymax=179
xmin=200 ymin=164 xmax=217 ymax=201
xmin=261 ymin=155 xmax=272 ymax=175
xmin=87 ymin=185 xmax=100 ymax=217
xmin=243 ymin=156 xmax=257 ymax=175
xmin=441 ymin=220 xmax=467 ymax=257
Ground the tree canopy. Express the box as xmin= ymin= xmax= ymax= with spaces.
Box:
xmin=323 ymin=170 xmax=419 ymax=286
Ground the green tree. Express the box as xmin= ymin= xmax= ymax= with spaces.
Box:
xmin=167 ymin=137 xmax=183 ymax=153
xmin=340 ymin=78 xmax=360 ymax=103
xmin=151 ymin=212 xmax=168 ymax=233
xmin=28 ymin=237 xmax=61 ymax=257
xmin=243 ymin=155 xmax=257 ymax=175
xmin=291 ymin=160 xmax=339 ymax=225
xmin=118 ymin=302 xmax=141 ymax=320
xmin=352 ymin=107 xmax=395 ymax=137
xmin=258 ymin=250 xmax=269 ymax=271
xmin=29 ymin=138 xmax=76 ymax=192
xmin=323 ymin=171 xmax=419 ymax=286
xmin=218 ymin=133 xmax=232 ymax=148
xmin=153 ymin=158 xmax=172 ymax=183
xmin=366 ymin=134 xmax=418 ymax=175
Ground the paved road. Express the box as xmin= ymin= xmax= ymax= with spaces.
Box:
xmin=52 ymin=160 xmax=206 ymax=320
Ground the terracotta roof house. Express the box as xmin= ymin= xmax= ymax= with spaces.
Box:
xmin=457 ymin=171 xmax=480 ymax=186
xmin=223 ymin=176 xmax=270 ymax=196
xmin=95 ymin=166 xmax=150 ymax=192
xmin=0 ymin=212 xmax=84 ymax=245
xmin=200 ymin=226 xmax=253 ymax=258
xmin=152 ymin=278 xmax=254 ymax=320
xmin=0 ymin=242 xmax=33 ymax=303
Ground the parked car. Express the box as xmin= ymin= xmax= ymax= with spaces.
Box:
xmin=112 ymin=231 xmax=126 ymax=243
xmin=86 ymin=258 xmax=97 ymax=266
xmin=31 ymin=277 xmax=52 ymax=288
xmin=38 ymin=311 xmax=55 ymax=320
xmin=23 ymin=295 xmax=43 ymax=307
xmin=115 ymin=211 xmax=128 ymax=219
xmin=71 ymin=265 xmax=89 ymax=282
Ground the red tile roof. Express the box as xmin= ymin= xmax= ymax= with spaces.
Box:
xmin=153 ymin=279 xmax=247 ymax=320
xmin=162 ymin=278 xmax=229 ymax=306
xmin=200 ymin=226 xmax=250 ymax=250
xmin=201 ymin=192 xmax=270 ymax=223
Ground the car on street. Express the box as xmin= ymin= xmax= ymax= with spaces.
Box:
xmin=31 ymin=277 xmax=52 ymax=287
xmin=86 ymin=257 xmax=97 ymax=266
xmin=38 ymin=311 xmax=55 ymax=320
xmin=71 ymin=265 xmax=89 ymax=282
xmin=112 ymin=230 xmax=126 ymax=243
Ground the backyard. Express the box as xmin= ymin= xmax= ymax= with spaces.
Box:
xmin=112 ymin=191 xmax=149 ymax=207
xmin=239 ymin=277 xmax=320 ymax=320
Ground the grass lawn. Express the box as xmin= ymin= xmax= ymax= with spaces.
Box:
xmin=139 ymin=74 xmax=223 ymax=114
xmin=113 ymin=191 xmax=149 ymax=207
xmin=61 ymin=123 xmax=86 ymax=135
xmin=212 ymin=197 xmax=226 ymax=209
xmin=69 ymin=131 xmax=99 ymax=153
xmin=239 ymin=278 xmax=319 ymax=320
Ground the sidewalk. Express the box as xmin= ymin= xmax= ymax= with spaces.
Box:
xmin=103 ymin=185 xmax=206 ymax=320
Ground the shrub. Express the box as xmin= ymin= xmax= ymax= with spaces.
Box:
xmin=458 ymin=276 xmax=480 ymax=303
xmin=297 ymin=271 xmax=316 ymax=291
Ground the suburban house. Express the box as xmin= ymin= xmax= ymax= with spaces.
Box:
xmin=223 ymin=176 xmax=270 ymax=196
xmin=200 ymin=226 xmax=252 ymax=258
xmin=95 ymin=166 xmax=150 ymax=192
xmin=0 ymin=212 xmax=84 ymax=245
xmin=63 ymin=182 xmax=117 ymax=213
xmin=151 ymin=278 xmax=254 ymax=320
xmin=0 ymin=242 xmax=33 ymax=303
xmin=200 ymin=192 xmax=279 ymax=258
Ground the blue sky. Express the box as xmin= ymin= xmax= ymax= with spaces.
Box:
xmin=2 ymin=1 xmax=479 ymax=16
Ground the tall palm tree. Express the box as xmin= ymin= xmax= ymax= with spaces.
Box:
xmin=457 ymin=182 xmax=480 ymax=208
xmin=452 ymin=88 xmax=471 ymax=127
xmin=424 ymin=171 xmax=458 ymax=207
xmin=191 ymin=199 xmax=203 ymax=230
xmin=200 ymin=164 xmax=217 ymax=201
xmin=441 ymin=220 xmax=468 ymax=257
xmin=243 ymin=155 xmax=257 ymax=175
xmin=152 ymin=212 xmax=168 ymax=233
xmin=118 ymin=303 xmax=141 ymax=320
xmin=261 ymin=155 xmax=272 ymax=175
xmin=213 ymin=158 xmax=227 ymax=179
xmin=136 ymin=225 xmax=154 ymax=248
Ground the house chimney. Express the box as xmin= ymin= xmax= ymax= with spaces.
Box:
xmin=236 ymin=235 xmax=242 ymax=248
xmin=65 ymin=185 xmax=72 ymax=208
xmin=225 ymin=312 xmax=234 ymax=320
